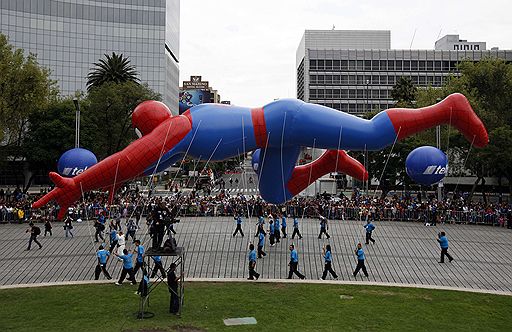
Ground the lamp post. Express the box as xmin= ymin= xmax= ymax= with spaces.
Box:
xmin=73 ymin=97 xmax=80 ymax=148
xmin=365 ymin=79 xmax=370 ymax=196
xmin=435 ymin=98 xmax=442 ymax=201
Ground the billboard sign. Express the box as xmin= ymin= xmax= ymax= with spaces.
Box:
xmin=182 ymin=75 xmax=209 ymax=90
xmin=179 ymin=89 xmax=212 ymax=114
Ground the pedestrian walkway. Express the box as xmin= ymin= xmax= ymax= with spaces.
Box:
xmin=1 ymin=217 xmax=511 ymax=293
xmin=211 ymin=187 xmax=259 ymax=194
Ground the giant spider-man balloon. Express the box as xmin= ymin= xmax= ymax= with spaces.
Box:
xmin=33 ymin=93 xmax=488 ymax=219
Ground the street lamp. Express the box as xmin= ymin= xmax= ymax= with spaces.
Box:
xmin=73 ymin=97 xmax=80 ymax=148
xmin=365 ymin=79 xmax=370 ymax=195
xmin=435 ymin=98 xmax=442 ymax=201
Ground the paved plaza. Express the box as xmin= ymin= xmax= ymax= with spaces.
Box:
xmin=1 ymin=217 xmax=511 ymax=293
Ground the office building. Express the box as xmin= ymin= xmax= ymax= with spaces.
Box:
xmin=296 ymin=30 xmax=512 ymax=115
xmin=0 ymin=0 xmax=180 ymax=111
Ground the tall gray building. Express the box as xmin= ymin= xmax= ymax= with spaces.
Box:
xmin=297 ymin=30 xmax=512 ymax=115
xmin=0 ymin=0 xmax=180 ymax=111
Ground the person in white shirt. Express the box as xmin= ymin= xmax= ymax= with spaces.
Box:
xmin=116 ymin=231 xmax=126 ymax=256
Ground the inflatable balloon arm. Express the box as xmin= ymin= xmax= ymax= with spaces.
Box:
xmin=33 ymin=115 xmax=192 ymax=219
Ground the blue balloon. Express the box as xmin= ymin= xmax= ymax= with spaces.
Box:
xmin=57 ymin=148 xmax=98 ymax=178
xmin=406 ymin=146 xmax=448 ymax=185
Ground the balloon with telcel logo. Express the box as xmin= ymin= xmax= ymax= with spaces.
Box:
xmin=57 ymin=148 xmax=98 ymax=178
xmin=406 ymin=146 xmax=448 ymax=185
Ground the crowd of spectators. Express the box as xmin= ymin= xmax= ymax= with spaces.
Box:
xmin=1 ymin=185 xmax=511 ymax=228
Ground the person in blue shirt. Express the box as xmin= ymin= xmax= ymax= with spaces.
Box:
xmin=269 ymin=220 xmax=275 ymax=246
xmin=247 ymin=243 xmax=260 ymax=280
xmin=437 ymin=231 xmax=454 ymax=263
xmin=318 ymin=216 xmax=331 ymax=239
xmin=94 ymin=245 xmax=112 ymax=280
xmin=254 ymin=216 xmax=265 ymax=238
xmin=274 ymin=217 xmax=281 ymax=243
xmin=109 ymin=229 xmax=118 ymax=253
xmin=287 ymin=244 xmax=306 ymax=279
xmin=281 ymin=215 xmax=287 ymax=238
xmin=114 ymin=248 xmax=136 ymax=285
xmin=258 ymin=231 xmax=266 ymax=258
xmin=291 ymin=217 xmax=302 ymax=239
xmin=150 ymin=255 xmax=167 ymax=278
xmin=364 ymin=220 xmax=376 ymax=244
xmin=321 ymin=244 xmax=338 ymax=280
xmin=353 ymin=243 xmax=369 ymax=278
xmin=232 ymin=214 xmax=245 ymax=237
xmin=94 ymin=213 xmax=106 ymax=242
xmin=133 ymin=239 xmax=145 ymax=277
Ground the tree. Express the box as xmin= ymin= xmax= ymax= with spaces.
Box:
xmin=390 ymin=76 xmax=417 ymax=107
xmin=86 ymin=52 xmax=139 ymax=91
xmin=22 ymin=98 xmax=90 ymax=189
xmin=0 ymin=33 xmax=58 ymax=186
xmin=415 ymin=58 xmax=512 ymax=199
xmin=83 ymin=81 xmax=161 ymax=159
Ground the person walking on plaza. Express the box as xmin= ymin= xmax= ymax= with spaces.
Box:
xmin=133 ymin=239 xmax=145 ymax=277
xmin=353 ymin=243 xmax=369 ymax=278
xmin=281 ymin=214 xmax=287 ymax=238
xmin=109 ymin=228 xmax=118 ymax=253
xmin=232 ymin=214 xmax=244 ymax=237
xmin=364 ymin=220 xmax=376 ymax=244
xmin=114 ymin=248 xmax=136 ymax=285
xmin=318 ymin=216 xmax=330 ymax=239
xmin=26 ymin=222 xmax=42 ymax=250
xmin=274 ymin=216 xmax=281 ymax=243
xmin=291 ymin=217 xmax=302 ymax=239
xmin=150 ymin=255 xmax=166 ymax=278
xmin=63 ymin=216 xmax=74 ymax=238
xmin=269 ymin=219 xmax=275 ymax=246
xmin=94 ymin=213 xmax=106 ymax=242
xmin=126 ymin=219 xmax=137 ymax=242
xmin=437 ymin=231 xmax=454 ymax=263
xmin=287 ymin=244 xmax=306 ymax=279
xmin=44 ymin=218 xmax=52 ymax=236
xmin=254 ymin=216 xmax=265 ymax=237
xmin=321 ymin=244 xmax=338 ymax=280
xmin=258 ymin=231 xmax=266 ymax=258
xmin=247 ymin=243 xmax=260 ymax=280
xmin=94 ymin=245 xmax=112 ymax=280
xmin=116 ymin=231 xmax=126 ymax=256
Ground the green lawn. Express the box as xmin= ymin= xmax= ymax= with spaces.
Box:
xmin=1 ymin=282 xmax=510 ymax=331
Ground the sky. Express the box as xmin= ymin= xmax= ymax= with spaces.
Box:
xmin=180 ymin=0 xmax=511 ymax=107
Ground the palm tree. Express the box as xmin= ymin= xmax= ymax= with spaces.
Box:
xmin=86 ymin=52 xmax=139 ymax=91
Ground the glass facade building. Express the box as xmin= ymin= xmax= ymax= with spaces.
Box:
xmin=297 ymin=30 xmax=512 ymax=115
xmin=0 ymin=0 xmax=180 ymax=111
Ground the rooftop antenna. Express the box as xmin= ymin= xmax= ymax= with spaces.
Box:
xmin=409 ymin=28 xmax=417 ymax=49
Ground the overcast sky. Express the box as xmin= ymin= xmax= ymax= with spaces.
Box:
xmin=180 ymin=0 xmax=511 ymax=107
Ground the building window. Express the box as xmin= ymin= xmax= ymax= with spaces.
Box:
xmin=464 ymin=44 xmax=469 ymax=50
xmin=395 ymin=60 xmax=403 ymax=70
xmin=341 ymin=60 xmax=348 ymax=70
xmin=474 ymin=45 xmax=480 ymax=51
xmin=372 ymin=60 xmax=379 ymax=70
xmin=379 ymin=60 xmax=387 ymax=70
xmin=364 ymin=60 xmax=371 ymax=70
xmin=310 ymin=59 xmax=317 ymax=70
xmin=403 ymin=60 xmax=411 ymax=71
xmin=387 ymin=60 xmax=395 ymax=70
xmin=426 ymin=61 xmax=433 ymax=71
xmin=333 ymin=60 xmax=340 ymax=70
xmin=349 ymin=60 xmax=356 ymax=70
xmin=454 ymin=45 xmax=459 ymax=50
